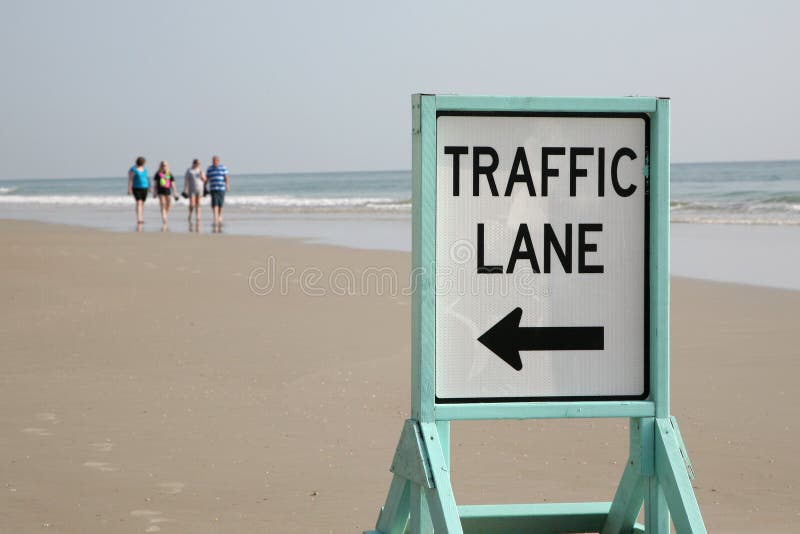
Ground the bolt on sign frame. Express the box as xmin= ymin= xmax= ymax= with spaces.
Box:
xmin=365 ymin=95 xmax=706 ymax=534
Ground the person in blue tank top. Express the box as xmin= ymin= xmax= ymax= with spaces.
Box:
xmin=127 ymin=156 xmax=149 ymax=225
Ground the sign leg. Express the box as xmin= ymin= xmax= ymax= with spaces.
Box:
xmin=602 ymin=417 xmax=646 ymax=534
xmin=602 ymin=457 xmax=645 ymax=533
xmin=371 ymin=475 xmax=410 ymax=534
xmin=645 ymin=476 xmax=669 ymax=534
xmin=419 ymin=422 xmax=463 ymax=533
xmin=655 ymin=418 xmax=707 ymax=533
xmin=369 ymin=420 xmax=461 ymax=533
xmin=410 ymin=484 xmax=433 ymax=534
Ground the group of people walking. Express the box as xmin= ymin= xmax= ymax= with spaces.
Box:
xmin=127 ymin=156 xmax=229 ymax=227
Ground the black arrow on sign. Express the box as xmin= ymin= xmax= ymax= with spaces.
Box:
xmin=477 ymin=307 xmax=604 ymax=371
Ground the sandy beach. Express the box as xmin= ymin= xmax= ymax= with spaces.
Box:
xmin=1 ymin=220 xmax=798 ymax=533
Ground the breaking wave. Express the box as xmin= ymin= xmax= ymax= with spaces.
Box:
xmin=0 ymin=194 xmax=412 ymax=212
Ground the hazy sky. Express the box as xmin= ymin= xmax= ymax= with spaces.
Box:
xmin=1 ymin=1 xmax=798 ymax=179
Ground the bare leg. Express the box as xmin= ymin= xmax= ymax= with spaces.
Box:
xmin=194 ymin=195 xmax=201 ymax=222
xmin=136 ymin=200 xmax=144 ymax=224
xmin=159 ymin=195 xmax=168 ymax=225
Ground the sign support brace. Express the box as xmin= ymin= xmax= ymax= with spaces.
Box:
xmin=365 ymin=416 xmax=705 ymax=533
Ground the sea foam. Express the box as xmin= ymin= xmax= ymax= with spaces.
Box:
xmin=0 ymin=194 xmax=412 ymax=212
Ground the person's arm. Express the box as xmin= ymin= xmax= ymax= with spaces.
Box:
xmin=171 ymin=177 xmax=179 ymax=199
xmin=128 ymin=170 xmax=134 ymax=195
xmin=225 ymin=173 xmax=230 ymax=192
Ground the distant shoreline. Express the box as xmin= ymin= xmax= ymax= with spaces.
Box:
xmin=2 ymin=161 xmax=799 ymax=290
xmin=1 ymin=217 xmax=798 ymax=293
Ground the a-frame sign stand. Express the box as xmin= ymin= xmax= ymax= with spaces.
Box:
xmin=365 ymin=95 xmax=706 ymax=533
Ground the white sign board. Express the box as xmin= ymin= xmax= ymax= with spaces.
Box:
xmin=435 ymin=113 xmax=648 ymax=402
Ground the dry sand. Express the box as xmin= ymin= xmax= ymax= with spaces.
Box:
xmin=0 ymin=220 xmax=798 ymax=533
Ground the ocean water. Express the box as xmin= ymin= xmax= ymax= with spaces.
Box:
xmin=670 ymin=160 xmax=800 ymax=225
xmin=1 ymin=162 xmax=799 ymax=289
xmin=1 ymin=162 xmax=799 ymax=223
xmin=0 ymin=170 xmax=412 ymax=213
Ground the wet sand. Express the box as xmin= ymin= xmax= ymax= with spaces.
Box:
xmin=1 ymin=220 xmax=798 ymax=533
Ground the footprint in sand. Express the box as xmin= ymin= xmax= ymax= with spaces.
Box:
xmin=23 ymin=427 xmax=52 ymax=437
xmin=36 ymin=412 xmax=58 ymax=424
xmin=130 ymin=510 xmax=171 ymax=532
xmin=156 ymin=481 xmax=184 ymax=495
xmin=83 ymin=461 xmax=119 ymax=472
xmin=89 ymin=441 xmax=113 ymax=452
xmin=130 ymin=510 xmax=161 ymax=518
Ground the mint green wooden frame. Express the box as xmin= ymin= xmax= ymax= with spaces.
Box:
xmin=415 ymin=94 xmax=663 ymax=421
xmin=365 ymin=95 xmax=706 ymax=534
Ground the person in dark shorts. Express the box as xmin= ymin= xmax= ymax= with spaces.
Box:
xmin=206 ymin=155 xmax=229 ymax=226
xmin=127 ymin=156 xmax=149 ymax=225
xmin=153 ymin=161 xmax=179 ymax=226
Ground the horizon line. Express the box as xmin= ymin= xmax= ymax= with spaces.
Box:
xmin=3 ymin=158 xmax=800 ymax=181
